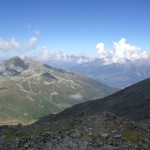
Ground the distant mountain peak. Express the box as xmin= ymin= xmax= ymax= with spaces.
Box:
xmin=41 ymin=72 xmax=58 ymax=80
xmin=4 ymin=56 xmax=28 ymax=75
xmin=43 ymin=64 xmax=67 ymax=74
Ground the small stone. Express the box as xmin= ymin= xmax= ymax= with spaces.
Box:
xmin=144 ymin=139 xmax=150 ymax=144
xmin=24 ymin=143 xmax=30 ymax=148
xmin=88 ymin=128 xmax=93 ymax=131
xmin=112 ymin=130 xmax=118 ymax=134
xmin=71 ymin=131 xmax=81 ymax=138
xmin=113 ymin=134 xmax=122 ymax=138
xmin=99 ymin=133 xmax=109 ymax=139
xmin=90 ymin=116 xmax=95 ymax=119
xmin=88 ymin=132 xmax=93 ymax=136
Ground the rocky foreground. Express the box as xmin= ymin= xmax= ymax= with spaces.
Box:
xmin=0 ymin=112 xmax=149 ymax=150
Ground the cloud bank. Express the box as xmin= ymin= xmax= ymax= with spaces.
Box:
xmin=37 ymin=38 xmax=149 ymax=64
xmin=96 ymin=38 xmax=148 ymax=63
xmin=37 ymin=47 xmax=74 ymax=62
xmin=0 ymin=37 xmax=37 ymax=51
xmin=3 ymin=37 xmax=146 ymax=65
xmin=0 ymin=38 xmax=20 ymax=51
xmin=37 ymin=47 xmax=97 ymax=65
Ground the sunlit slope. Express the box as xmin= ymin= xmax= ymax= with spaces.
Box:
xmin=0 ymin=57 xmax=116 ymax=123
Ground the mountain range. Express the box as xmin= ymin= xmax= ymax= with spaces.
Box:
xmin=0 ymin=56 xmax=116 ymax=124
xmin=40 ymin=53 xmax=150 ymax=88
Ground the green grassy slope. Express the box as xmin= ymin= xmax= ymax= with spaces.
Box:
xmin=0 ymin=57 xmax=116 ymax=124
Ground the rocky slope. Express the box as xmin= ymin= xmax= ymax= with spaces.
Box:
xmin=38 ymin=78 xmax=150 ymax=126
xmin=0 ymin=56 xmax=116 ymax=124
xmin=0 ymin=112 xmax=149 ymax=150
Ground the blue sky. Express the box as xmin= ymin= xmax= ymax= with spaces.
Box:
xmin=0 ymin=0 xmax=150 ymax=57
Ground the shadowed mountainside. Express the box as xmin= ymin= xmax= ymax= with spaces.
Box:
xmin=38 ymin=78 xmax=150 ymax=126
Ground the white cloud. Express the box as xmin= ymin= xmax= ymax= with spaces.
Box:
xmin=0 ymin=38 xmax=20 ymax=51
xmin=24 ymin=37 xmax=37 ymax=50
xmin=37 ymin=47 xmax=53 ymax=61
xmin=96 ymin=42 xmax=107 ymax=59
xmin=37 ymin=47 xmax=74 ymax=62
xmin=112 ymin=38 xmax=148 ymax=62
xmin=38 ymin=48 xmax=97 ymax=65
xmin=77 ymin=58 xmax=89 ymax=64
xmin=96 ymin=38 xmax=148 ymax=63
xmin=37 ymin=47 xmax=96 ymax=64
xmin=0 ymin=37 xmax=37 ymax=52
xmin=77 ymin=56 xmax=95 ymax=64
xmin=69 ymin=93 xmax=83 ymax=100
